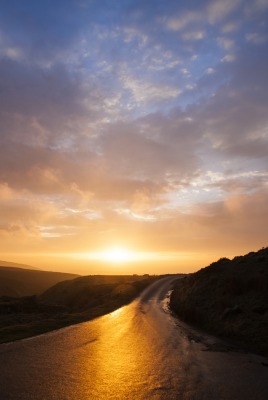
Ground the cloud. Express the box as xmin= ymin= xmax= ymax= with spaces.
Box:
xmin=0 ymin=59 xmax=97 ymax=148
xmin=99 ymin=117 xmax=200 ymax=181
xmin=221 ymin=53 xmax=236 ymax=62
xmin=0 ymin=0 xmax=268 ymax=268
xmin=182 ymin=31 xmax=206 ymax=41
xmin=122 ymin=76 xmax=181 ymax=104
xmin=245 ymin=32 xmax=268 ymax=44
xmin=167 ymin=11 xmax=202 ymax=31
xmin=195 ymin=83 xmax=268 ymax=159
xmin=207 ymin=0 xmax=241 ymax=23
xmin=221 ymin=21 xmax=241 ymax=33
xmin=0 ymin=186 xmax=59 ymax=242
xmin=218 ymin=37 xmax=235 ymax=50
xmin=244 ymin=0 xmax=268 ymax=15
xmin=206 ymin=67 xmax=215 ymax=74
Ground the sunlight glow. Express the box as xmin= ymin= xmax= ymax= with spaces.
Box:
xmin=72 ymin=247 xmax=189 ymax=266
xmin=87 ymin=246 xmax=142 ymax=263
xmin=100 ymin=247 xmax=136 ymax=263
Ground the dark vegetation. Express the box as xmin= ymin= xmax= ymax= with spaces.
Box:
xmin=170 ymin=247 xmax=268 ymax=356
xmin=0 ymin=273 xmax=159 ymax=343
xmin=0 ymin=266 xmax=79 ymax=297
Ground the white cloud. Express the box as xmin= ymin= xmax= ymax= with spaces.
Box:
xmin=122 ymin=76 xmax=181 ymax=104
xmin=221 ymin=54 xmax=236 ymax=62
xmin=147 ymin=55 xmax=182 ymax=71
xmin=185 ymin=83 xmax=196 ymax=90
xmin=221 ymin=21 xmax=240 ymax=33
xmin=218 ymin=37 xmax=235 ymax=50
xmin=2 ymin=47 xmax=24 ymax=61
xmin=182 ymin=31 xmax=206 ymax=41
xmin=122 ymin=27 xmax=148 ymax=48
xmin=167 ymin=11 xmax=202 ymax=31
xmin=181 ymin=68 xmax=191 ymax=77
xmin=207 ymin=0 xmax=241 ymax=23
xmin=245 ymin=32 xmax=268 ymax=44
xmin=207 ymin=67 xmax=215 ymax=74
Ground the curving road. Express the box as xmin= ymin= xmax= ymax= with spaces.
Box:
xmin=0 ymin=276 xmax=268 ymax=400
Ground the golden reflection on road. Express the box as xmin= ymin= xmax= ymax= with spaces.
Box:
xmin=75 ymin=278 xmax=201 ymax=399
xmin=90 ymin=307 xmax=141 ymax=399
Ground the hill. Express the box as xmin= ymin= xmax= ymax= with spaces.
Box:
xmin=0 ymin=267 xmax=79 ymax=297
xmin=0 ymin=260 xmax=40 ymax=270
xmin=170 ymin=247 xmax=268 ymax=356
xmin=0 ymin=274 xmax=159 ymax=343
xmin=39 ymin=274 xmax=157 ymax=311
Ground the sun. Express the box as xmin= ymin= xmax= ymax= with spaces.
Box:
xmin=100 ymin=247 xmax=135 ymax=263
xmin=74 ymin=246 xmax=159 ymax=264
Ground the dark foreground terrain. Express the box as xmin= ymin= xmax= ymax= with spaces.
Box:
xmin=0 ymin=274 xmax=159 ymax=343
xmin=170 ymin=247 xmax=268 ymax=356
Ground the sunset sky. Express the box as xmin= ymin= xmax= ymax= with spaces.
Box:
xmin=0 ymin=0 xmax=268 ymax=274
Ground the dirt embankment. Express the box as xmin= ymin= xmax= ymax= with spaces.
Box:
xmin=170 ymin=247 xmax=268 ymax=356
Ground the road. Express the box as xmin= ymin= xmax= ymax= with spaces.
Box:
xmin=0 ymin=276 xmax=268 ymax=399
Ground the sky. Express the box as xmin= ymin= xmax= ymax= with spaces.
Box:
xmin=0 ymin=0 xmax=268 ymax=274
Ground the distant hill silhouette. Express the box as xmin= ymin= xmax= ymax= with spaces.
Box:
xmin=0 ymin=274 xmax=158 ymax=343
xmin=0 ymin=260 xmax=40 ymax=270
xmin=170 ymin=247 xmax=268 ymax=356
xmin=0 ymin=267 xmax=79 ymax=297
xmin=39 ymin=275 xmax=156 ymax=311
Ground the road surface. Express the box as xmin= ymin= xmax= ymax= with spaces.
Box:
xmin=0 ymin=276 xmax=268 ymax=399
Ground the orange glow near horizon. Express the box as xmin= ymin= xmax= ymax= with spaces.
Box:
xmin=60 ymin=247 xmax=203 ymax=274
xmin=2 ymin=246 xmax=264 ymax=276
xmin=87 ymin=246 xmax=141 ymax=263
xmin=103 ymin=247 xmax=131 ymax=263
xmin=74 ymin=246 xmax=172 ymax=264
xmin=2 ymin=249 xmax=206 ymax=275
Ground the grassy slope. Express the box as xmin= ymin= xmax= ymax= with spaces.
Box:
xmin=0 ymin=267 xmax=79 ymax=297
xmin=170 ymin=248 xmax=268 ymax=356
xmin=0 ymin=275 xmax=159 ymax=343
